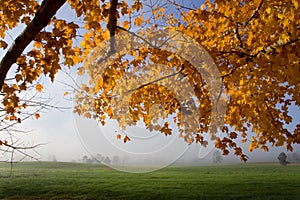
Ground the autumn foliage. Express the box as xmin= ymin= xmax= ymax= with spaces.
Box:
xmin=0 ymin=0 xmax=299 ymax=161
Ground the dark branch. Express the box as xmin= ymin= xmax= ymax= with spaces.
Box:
xmin=235 ymin=24 xmax=244 ymax=49
xmin=166 ymin=1 xmax=197 ymax=11
xmin=107 ymin=0 xmax=118 ymax=54
xmin=221 ymin=38 xmax=300 ymax=78
xmin=243 ymin=0 xmax=264 ymax=27
xmin=127 ymin=65 xmax=185 ymax=93
xmin=110 ymin=65 xmax=186 ymax=98
xmin=117 ymin=26 xmax=156 ymax=48
xmin=0 ymin=0 xmax=67 ymax=90
xmin=254 ymin=38 xmax=300 ymax=57
xmin=221 ymin=64 xmax=244 ymax=78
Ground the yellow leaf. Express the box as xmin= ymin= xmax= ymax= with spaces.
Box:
xmin=36 ymin=84 xmax=43 ymax=92
xmin=281 ymin=33 xmax=289 ymax=43
xmin=146 ymin=18 xmax=150 ymax=24
xmin=144 ymin=114 xmax=150 ymax=125
xmin=134 ymin=15 xmax=143 ymax=26
xmin=247 ymin=32 xmax=253 ymax=46
xmin=34 ymin=41 xmax=43 ymax=48
xmin=84 ymin=112 xmax=91 ymax=118
xmin=107 ymin=106 xmax=113 ymax=117
xmin=103 ymin=30 xmax=110 ymax=40
xmin=292 ymin=0 xmax=299 ymax=8
xmin=64 ymin=91 xmax=69 ymax=96
xmin=77 ymin=67 xmax=85 ymax=75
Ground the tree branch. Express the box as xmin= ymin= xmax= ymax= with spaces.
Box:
xmin=107 ymin=0 xmax=118 ymax=54
xmin=221 ymin=38 xmax=300 ymax=78
xmin=127 ymin=65 xmax=185 ymax=93
xmin=117 ymin=26 xmax=156 ymax=48
xmin=0 ymin=0 xmax=67 ymax=90
xmin=110 ymin=65 xmax=186 ymax=98
xmin=243 ymin=0 xmax=264 ymax=27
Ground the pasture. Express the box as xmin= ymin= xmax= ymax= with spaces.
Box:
xmin=0 ymin=162 xmax=299 ymax=199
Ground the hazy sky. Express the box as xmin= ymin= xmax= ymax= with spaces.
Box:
xmin=0 ymin=0 xmax=299 ymax=167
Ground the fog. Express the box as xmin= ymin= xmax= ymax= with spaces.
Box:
xmin=6 ymin=67 xmax=298 ymax=167
xmin=8 ymin=83 xmax=300 ymax=167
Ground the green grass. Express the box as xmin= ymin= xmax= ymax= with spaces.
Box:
xmin=0 ymin=162 xmax=299 ymax=199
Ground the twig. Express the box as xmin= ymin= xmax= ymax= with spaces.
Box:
xmin=243 ymin=0 xmax=264 ymax=27
xmin=116 ymin=26 xmax=156 ymax=48
xmin=127 ymin=65 xmax=185 ymax=93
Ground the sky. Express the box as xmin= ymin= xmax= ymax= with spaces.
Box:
xmin=0 ymin=0 xmax=299 ymax=169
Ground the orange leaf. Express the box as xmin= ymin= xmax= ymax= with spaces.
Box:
xmin=195 ymin=134 xmax=203 ymax=144
xmin=124 ymin=135 xmax=131 ymax=143
xmin=223 ymin=149 xmax=229 ymax=155
xmin=12 ymin=84 xmax=18 ymax=90
xmin=0 ymin=40 xmax=8 ymax=49
xmin=116 ymin=134 xmax=121 ymax=139
xmin=36 ymin=84 xmax=43 ymax=92
xmin=35 ymin=113 xmax=40 ymax=119
xmin=229 ymin=132 xmax=238 ymax=139
xmin=122 ymin=21 xmax=130 ymax=29
xmin=15 ymin=74 xmax=23 ymax=82
xmin=10 ymin=116 xmax=16 ymax=121
xmin=134 ymin=15 xmax=143 ymax=26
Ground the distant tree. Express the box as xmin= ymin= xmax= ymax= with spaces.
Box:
xmin=51 ymin=155 xmax=57 ymax=162
xmin=81 ymin=155 xmax=98 ymax=164
xmin=287 ymin=152 xmax=300 ymax=163
xmin=212 ymin=150 xmax=223 ymax=164
xmin=48 ymin=154 xmax=57 ymax=162
xmin=95 ymin=153 xmax=104 ymax=164
xmin=103 ymin=156 xmax=111 ymax=165
xmin=112 ymin=155 xmax=120 ymax=165
xmin=278 ymin=152 xmax=289 ymax=166
xmin=82 ymin=155 xmax=88 ymax=163
xmin=86 ymin=157 xmax=95 ymax=164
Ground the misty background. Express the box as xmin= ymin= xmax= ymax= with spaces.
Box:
xmin=0 ymin=0 xmax=299 ymax=166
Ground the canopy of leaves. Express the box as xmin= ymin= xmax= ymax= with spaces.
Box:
xmin=0 ymin=0 xmax=299 ymax=161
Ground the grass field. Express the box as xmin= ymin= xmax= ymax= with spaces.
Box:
xmin=0 ymin=162 xmax=299 ymax=199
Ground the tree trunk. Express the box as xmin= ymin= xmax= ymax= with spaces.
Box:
xmin=0 ymin=0 xmax=66 ymax=90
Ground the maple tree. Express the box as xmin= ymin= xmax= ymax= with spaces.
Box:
xmin=0 ymin=0 xmax=299 ymax=161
